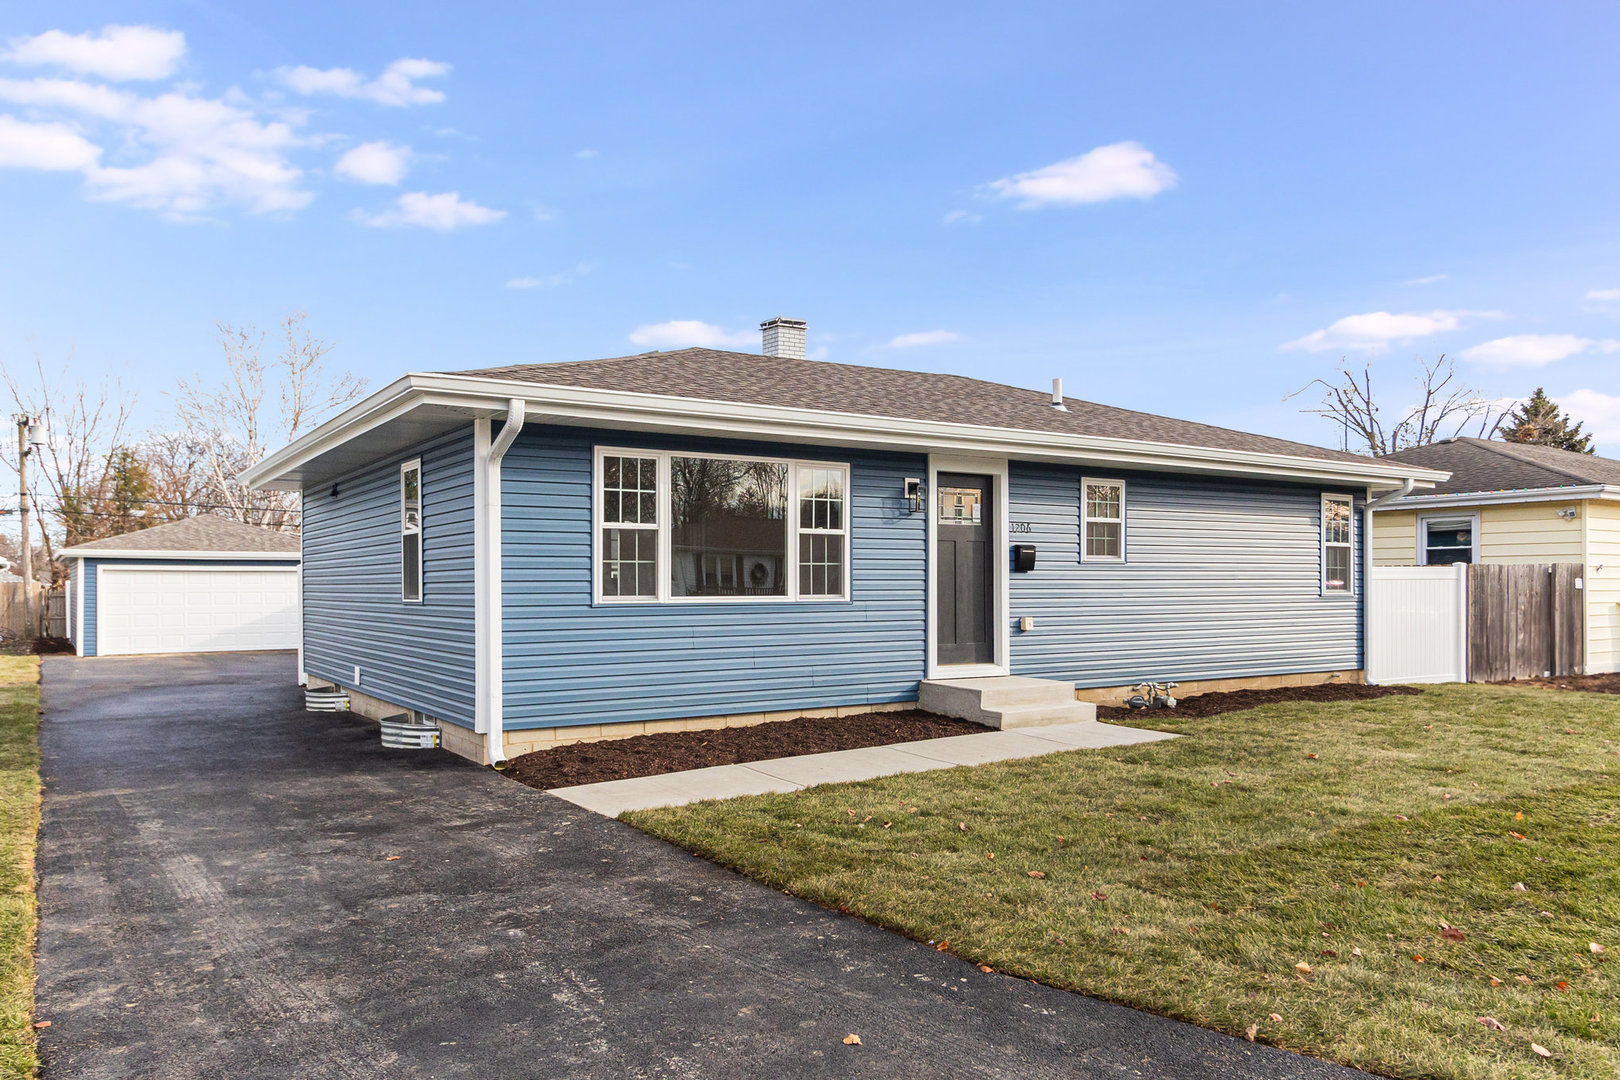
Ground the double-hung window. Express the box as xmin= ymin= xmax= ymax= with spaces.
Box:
xmin=401 ymin=459 xmax=423 ymax=602
xmin=1321 ymin=493 xmax=1354 ymax=594
xmin=1081 ymin=478 xmax=1125 ymax=562
xmin=1419 ymin=514 xmax=1476 ymax=565
xmin=594 ymin=447 xmax=850 ymax=603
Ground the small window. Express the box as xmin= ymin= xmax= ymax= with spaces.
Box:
xmin=601 ymin=455 xmax=659 ymax=598
xmin=1082 ymin=478 xmax=1125 ymax=562
xmin=1322 ymin=494 xmax=1354 ymax=594
xmin=1419 ymin=515 xmax=1476 ymax=566
xmin=401 ymin=460 xmax=423 ymax=602
xmin=798 ymin=466 xmax=846 ymax=598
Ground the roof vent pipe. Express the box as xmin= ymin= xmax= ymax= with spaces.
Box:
xmin=761 ymin=317 xmax=807 ymax=360
xmin=1051 ymin=378 xmax=1068 ymax=411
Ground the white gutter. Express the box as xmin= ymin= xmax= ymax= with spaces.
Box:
xmin=242 ymin=373 xmax=1450 ymax=493
xmin=55 ymin=548 xmax=301 ymax=560
xmin=1371 ymin=484 xmax=1618 ymax=510
xmin=476 ymin=398 xmax=525 ymax=764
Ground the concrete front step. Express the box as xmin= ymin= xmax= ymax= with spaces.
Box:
xmin=919 ymin=676 xmax=1098 ymax=730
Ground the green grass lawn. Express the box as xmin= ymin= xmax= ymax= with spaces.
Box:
xmin=628 ymin=685 xmax=1620 ymax=1079
xmin=0 ymin=657 xmax=40 ymax=1079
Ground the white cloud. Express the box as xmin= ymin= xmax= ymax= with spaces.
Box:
xmin=883 ymin=330 xmax=961 ymax=349
xmin=1458 ymin=333 xmax=1615 ymax=368
xmin=1585 ymin=288 xmax=1620 ymax=302
xmin=1562 ymin=388 xmax=1620 ymax=450
xmin=1403 ymin=273 xmax=1448 ymax=286
xmin=335 ymin=140 xmax=409 ymax=184
xmin=0 ymin=114 xmax=101 ymax=170
xmin=277 ymin=58 xmax=449 ymax=107
xmin=0 ymin=76 xmax=134 ymax=119
xmin=1281 ymin=309 xmax=1500 ymax=353
xmin=628 ymin=321 xmax=755 ymax=349
xmin=942 ymin=208 xmax=982 ymax=226
xmin=984 ymin=141 xmax=1177 ymax=209
xmin=356 ymin=190 xmax=504 ymax=229
xmin=3 ymin=25 xmax=185 ymax=81
xmin=506 ymin=262 xmax=593 ymax=289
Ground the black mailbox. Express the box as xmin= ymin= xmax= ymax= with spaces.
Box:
xmin=1012 ymin=544 xmax=1037 ymax=572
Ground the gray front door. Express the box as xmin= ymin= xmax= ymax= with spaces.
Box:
xmin=936 ymin=472 xmax=994 ymax=666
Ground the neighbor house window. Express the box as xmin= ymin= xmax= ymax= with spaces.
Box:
xmin=401 ymin=459 xmax=423 ymax=602
xmin=1419 ymin=514 xmax=1476 ymax=566
xmin=600 ymin=454 xmax=659 ymax=598
xmin=1322 ymin=493 xmax=1354 ymax=594
xmin=594 ymin=447 xmax=850 ymax=603
xmin=1082 ymin=478 xmax=1125 ymax=562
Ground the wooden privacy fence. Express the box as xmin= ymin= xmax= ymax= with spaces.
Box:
xmin=1466 ymin=563 xmax=1584 ymax=683
xmin=0 ymin=581 xmax=50 ymax=639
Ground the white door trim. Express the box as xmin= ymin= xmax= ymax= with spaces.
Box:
xmin=926 ymin=454 xmax=1010 ymax=679
xmin=93 ymin=563 xmax=301 ymax=657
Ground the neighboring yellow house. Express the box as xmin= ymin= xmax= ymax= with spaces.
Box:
xmin=1375 ymin=438 xmax=1620 ymax=675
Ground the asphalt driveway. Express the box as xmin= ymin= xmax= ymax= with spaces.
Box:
xmin=35 ymin=652 xmax=1372 ymax=1079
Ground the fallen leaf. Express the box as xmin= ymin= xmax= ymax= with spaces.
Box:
xmin=1245 ymin=1022 xmax=1259 ymax=1042
xmin=1441 ymin=927 xmax=1466 ymax=942
xmin=1395 ymin=815 xmax=1409 ymax=821
xmin=1295 ymin=962 xmax=1312 ymax=975
xmin=1515 ymin=811 xmax=1524 ymax=821
xmin=1113 ymin=927 xmax=1131 ymax=935
xmin=1565 ymin=728 xmax=1576 ymax=735
xmin=1414 ymin=956 xmax=1426 ymax=963
xmin=385 ymin=856 xmax=401 ymax=861
xmin=847 ymin=810 xmax=857 ymax=817
xmin=1091 ymin=891 xmax=1108 ymax=901
xmin=882 ymin=821 xmax=892 ymax=829
xmin=843 ymin=1034 xmax=862 ymax=1046
xmin=1351 ymin=947 xmax=1364 ymax=957
xmin=1590 ymin=942 xmax=1606 ymax=955
xmin=1513 ymin=882 xmax=1528 ymax=892
xmin=1517 ymin=975 xmax=1532 ymax=984
xmin=32 ymin=1021 xmax=49 ymax=1029
xmin=1320 ymin=949 xmax=1338 ymax=958
xmin=1027 ymin=871 xmax=1046 ymax=879
xmin=978 ymin=964 xmax=993 ymax=973
xmin=1306 ymin=752 xmax=1318 ymax=759
xmin=1052 ymin=936 xmax=1066 ymax=946
xmin=1478 ymin=1016 xmax=1506 ymax=1031
xmin=1433 ymin=874 xmax=1444 ymax=881
xmin=936 ymin=940 xmax=949 ymax=951
xmin=862 ymin=815 xmax=873 ymax=823
xmin=986 ymin=852 xmax=994 ymax=860
xmin=1490 ymin=976 xmax=1502 ymax=987
xmin=1531 ymin=1043 xmax=1552 ymax=1058
xmin=1424 ymin=723 xmax=1433 ymax=730
xmin=1055 ymin=835 xmax=1066 ymax=843
xmin=1269 ymin=1013 xmax=1283 ymax=1022
xmin=1509 ymin=831 xmax=1526 ymax=840
xmin=957 ymin=822 xmax=967 ymax=831
xmin=1555 ymin=981 xmax=1571 ymax=992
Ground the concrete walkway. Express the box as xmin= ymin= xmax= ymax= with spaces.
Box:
xmin=551 ymin=718 xmax=1179 ymax=816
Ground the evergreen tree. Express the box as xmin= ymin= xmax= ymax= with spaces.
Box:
xmin=1498 ymin=388 xmax=1593 ymax=454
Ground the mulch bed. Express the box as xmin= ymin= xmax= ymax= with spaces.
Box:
xmin=500 ymin=710 xmax=985 ymax=791
xmin=1095 ymin=681 xmax=1423 ymax=720
xmin=1504 ymin=672 xmax=1620 ymax=695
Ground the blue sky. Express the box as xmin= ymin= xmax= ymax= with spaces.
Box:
xmin=2 ymin=2 xmax=1618 ymax=452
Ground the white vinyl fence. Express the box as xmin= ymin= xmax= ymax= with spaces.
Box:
xmin=1366 ymin=564 xmax=1469 ymax=685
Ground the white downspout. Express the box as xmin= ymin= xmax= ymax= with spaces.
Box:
xmin=477 ymin=398 xmax=526 ymax=764
xmin=1362 ymin=478 xmax=1414 ymax=685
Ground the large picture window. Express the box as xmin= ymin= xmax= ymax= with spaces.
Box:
xmin=594 ymin=447 xmax=850 ymax=603
xmin=1322 ymin=493 xmax=1354 ymax=594
xmin=1081 ymin=478 xmax=1125 ymax=562
xmin=401 ymin=459 xmax=423 ymax=602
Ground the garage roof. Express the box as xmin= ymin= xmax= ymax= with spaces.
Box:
xmin=60 ymin=516 xmax=300 ymax=559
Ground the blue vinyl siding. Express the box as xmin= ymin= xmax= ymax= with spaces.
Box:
xmin=300 ymin=430 xmax=476 ymax=725
xmin=1008 ymin=463 xmax=1364 ymax=685
xmin=75 ymin=556 xmax=296 ymax=658
xmin=500 ymin=426 xmax=928 ymax=729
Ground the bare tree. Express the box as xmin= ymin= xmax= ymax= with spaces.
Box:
xmin=1287 ymin=355 xmax=1506 ymax=456
xmin=173 ymin=311 xmax=366 ymax=529
xmin=0 ymin=350 xmax=139 ymax=573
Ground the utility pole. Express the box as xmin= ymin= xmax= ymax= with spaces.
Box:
xmin=15 ymin=415 xmax=32 ymax=640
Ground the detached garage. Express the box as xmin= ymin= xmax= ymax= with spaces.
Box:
xmin=63 ymin=517 xmax=301 ymax=658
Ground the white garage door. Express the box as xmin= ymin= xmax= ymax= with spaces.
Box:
xmin=97 ymin=567 xmax=300 ymax=656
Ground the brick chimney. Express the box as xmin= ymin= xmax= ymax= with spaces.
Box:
xmin=760 ymin=317 xmax=807 ymax=360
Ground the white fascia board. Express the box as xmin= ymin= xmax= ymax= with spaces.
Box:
xmin=242 ymin=372 xmax=1451 ymax=491
xmin=1372 ymin=485 xmax=1619 ymax=511
xmin=54 ymin=548 xmax=302 ymax=561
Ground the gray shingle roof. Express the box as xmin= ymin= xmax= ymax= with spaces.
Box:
xmin=62 ymin=516 xmax=300 ymax=554
xmin=1380 ymin=438 xmax=1620 ymax=496
xmin=448 ymin=349 xmax=1371 ymax=465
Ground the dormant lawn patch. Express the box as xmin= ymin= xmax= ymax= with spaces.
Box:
xmin=629 ymin=685 xmax=1620 ymax=1080
xmin=0 ymin=657 xmax=40 ymax=1079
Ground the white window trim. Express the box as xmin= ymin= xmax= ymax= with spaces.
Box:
xmin=1321 ymin=492 xmax=1355 ymax=596
xmin=592 ymin=445 xmax=852 ymax=605
xmin=1080 ymin=476 xmax=1127 ymax=564
xmin=401 ymin=458 xmax=423 ymax=604
xmin=1417 ymin=511 xmax=1480 ymax=566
